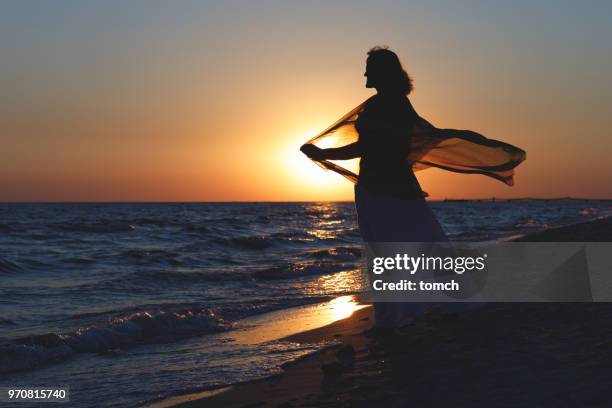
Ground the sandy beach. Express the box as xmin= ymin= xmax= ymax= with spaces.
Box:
xmin=155 ymin=216 xmax=612 ymax=408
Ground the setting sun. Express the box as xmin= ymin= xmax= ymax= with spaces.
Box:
xmin=279 ymin=128 xmax=354 ymax=199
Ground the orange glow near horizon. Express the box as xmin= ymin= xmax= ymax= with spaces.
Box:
xmin=1 ymin=2 xmax=611 ymax=201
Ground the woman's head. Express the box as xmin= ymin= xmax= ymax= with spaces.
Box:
xmin=365 ymin=46 xmax=413 ymax=95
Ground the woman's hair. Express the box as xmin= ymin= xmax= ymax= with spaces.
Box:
xmin=367 ymin=46 xmax=413 ymax=95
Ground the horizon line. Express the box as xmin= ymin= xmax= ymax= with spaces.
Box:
xmin=1 ymin=197 xmax=611 ymax=204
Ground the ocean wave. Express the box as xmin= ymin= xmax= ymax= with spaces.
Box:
xmin=578 ymin=207 xmax=605 ymax=217
xmin=251 ymin=260 xmax=357 ymax=280
xmin=53 ymin=221 xmax=136 ymax=233
xmin=0 ymin=298 xmax=327 ymax=375
xmin=0 ymin=317 xmax=16 ymax=325
xmin=202 ymin=217 xmax=248 ymax=226
xmin=64 ymin=269 xmax=232 ymax=293
xmin=0 ymin=257 xmax=26 ymax=274
xmin=89 ymin=217 xmax=180 ymax=228
xmin=21 ymin=259 xmax=54 ymax=269
xmin=305 ymin=246 xmax=362 ymax=261
xmin=212 ymin=235 xmax=275 ymax=250
xmin=130 ymin=269 xmax=251 ymax=283
xmin=128 ymin=217 xmax=172 ymax=227
xmin=60 ymin=257 xmax=96 ymax=265
xmin=269 ymin=231 xmax=314 ymax=242
xmin=98 ymin=258 xmax=350 ymax=287
xmin=211 ymin=231 xmax=319 ymax=250
xmin=121 ymin=248 xmax=180 ymax=261
xmin=0 ymin=338 xmax=73 ymax=374
xmin=185 ymin=225 xmax=211 ymax=234
xmin=514 ymin=218 xmax=548 ymax=229
xmin=0 ymin=306 xmax=229 ymax=375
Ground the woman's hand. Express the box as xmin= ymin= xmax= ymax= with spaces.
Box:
xmin=300 ymin=144 xmax=326 ymax=161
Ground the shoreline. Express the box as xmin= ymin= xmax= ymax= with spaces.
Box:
xmin=144 ymin=297 xmax=373 ymax=408
xmin=158 ymin=306 xmax=374 ymax=408
xmin=155 ymin=216 xmax=612 ymax=408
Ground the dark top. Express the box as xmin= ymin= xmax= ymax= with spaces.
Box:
xmin=355 ymin=93 xmax=425 ymax=199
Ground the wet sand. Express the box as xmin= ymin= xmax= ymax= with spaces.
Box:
xmin=168 ymin=216 xmax=612 ymax=408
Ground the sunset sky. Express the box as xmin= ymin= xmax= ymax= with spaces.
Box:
xmin=1 ymin=1 xmax=611 ymax=201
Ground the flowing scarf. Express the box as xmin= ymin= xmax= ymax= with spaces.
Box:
xmin=305 ymin=100 xmax=526 ymax=186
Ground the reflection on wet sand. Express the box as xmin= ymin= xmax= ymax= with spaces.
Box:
xmin=229 ymin=296 xmax=368 ymax=345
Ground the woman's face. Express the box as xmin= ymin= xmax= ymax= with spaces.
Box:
xmin=364 ymin=58 xmax=378 ymax=89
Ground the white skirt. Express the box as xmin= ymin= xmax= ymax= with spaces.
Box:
xmin=354 ymin=184 xmax=447 ymax=242
xmin=354 ymin=184 xmax=475 ymax=328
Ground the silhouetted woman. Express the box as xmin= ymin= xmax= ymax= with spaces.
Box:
xmin=301 ymin=47 xmax=446 ymax=327
xmin=301 ymin=47 xmax=525 ymax=327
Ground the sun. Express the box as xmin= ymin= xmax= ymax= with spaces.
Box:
xmin=283 ymin=129 xmax=349 ymax=192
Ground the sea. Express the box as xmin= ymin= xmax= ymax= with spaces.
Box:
xmin=1 ymin=200 xmax=611 ymax=407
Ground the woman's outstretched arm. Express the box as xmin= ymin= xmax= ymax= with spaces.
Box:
xmin=300 ymin=142 xmax=362 ymax=161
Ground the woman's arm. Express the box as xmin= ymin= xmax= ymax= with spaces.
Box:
xmin=300 ymin=141 xmax=362 ymax=161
